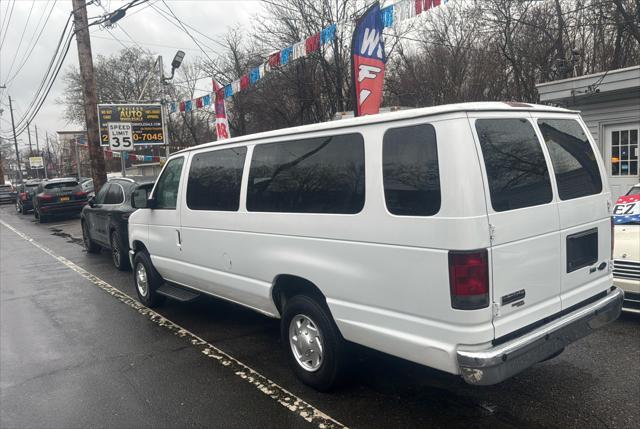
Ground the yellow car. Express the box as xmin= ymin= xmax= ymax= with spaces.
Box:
xmin=613 ymin=184 xmax=640 ymax=313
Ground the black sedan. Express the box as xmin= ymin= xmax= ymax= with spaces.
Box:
xmin=81 ymin=176 xmax=155 ymax=270
xmin=15 ymin=180 xmax=41 ymax=214
xmin=33 ymin=178 xmax=89 ymax=223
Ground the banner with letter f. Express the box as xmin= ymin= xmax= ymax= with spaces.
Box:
xmin=351 ymin=1 xmax=386 ymax=117
xmin=213 ymin=79 xmax=231 ymax=141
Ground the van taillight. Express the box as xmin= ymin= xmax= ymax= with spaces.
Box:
xmin=449 ymin=249 xmax=489 ymax=310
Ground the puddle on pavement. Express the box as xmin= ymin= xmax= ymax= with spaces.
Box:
xmin=49 ymin=227 xmax=84 ymax=246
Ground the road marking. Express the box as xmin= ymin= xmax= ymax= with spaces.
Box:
xmin=0 ymin=218 xmax=347 ymax=429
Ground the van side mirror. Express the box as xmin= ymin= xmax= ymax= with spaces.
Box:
xmin=132 ymin=188 xmax=153 ymax=209
xmin=88 ymin=196 xmax=96 ymax=207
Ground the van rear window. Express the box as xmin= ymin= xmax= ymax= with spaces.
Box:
xmin=45 ymin=181 xmax=78 ymax=189
xmin=187 ymin=147 xmax=247 ymax=211
xmin=383 ymin=123 xmax=441 ymax=216
xmin=476 ymin=119 xmax=553 ymax=212
xmin=247 ymin=134 xmax=365 ymax=214
xmin=537 ymin=119 xmax=602 ymax=200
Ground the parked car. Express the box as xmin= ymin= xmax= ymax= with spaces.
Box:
xmin=33 ymin=178 xmax=89 ymax=223
xmin=15 ymin=180 xmax=41 ymax=214
xmin=0 ymin=184 xmax=14 ymax=204
xmin=81 ymin=177 xmax=155 ymax=270
xmin=613 ymin=183 xmax=640 ymax=313
xmin=80 ymin=178 xmax=95 ymax=198
xmin=128 ymin=102 xmax=623 ymax=390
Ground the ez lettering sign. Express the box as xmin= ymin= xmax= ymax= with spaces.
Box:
xmin=108 ymin=122 xmax=133 ymax=151
xmin=613 ymin=201 xmax=638 ymax=215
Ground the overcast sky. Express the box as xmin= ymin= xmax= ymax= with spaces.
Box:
xmin=0 ymin=0 xmax=261 ymax=150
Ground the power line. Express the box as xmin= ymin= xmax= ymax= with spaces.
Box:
xmin=4 ymin=0 xmax=58 ymax=86
xmin=152 ymin=1 xmax=216 ymax=62
xmin=0 ymin=0 xmax=16 ymax=51
xmin=3 ymin=0 xmax=36 ymax=83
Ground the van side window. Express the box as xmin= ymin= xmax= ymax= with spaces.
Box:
xmin=154 ymin=157 xmax=184 ymax=209
xmin=383 ymin=123 xmax=441 ymax=216
xmin=187 ymin=147 xmax=247 ymax=211
xmin=537 ymin=119 xmax=603 ymax=200
xmin=247 ymin=133 xmax=365 ymax=214
xmin=476 ymin=119 xmax=553 ymax=212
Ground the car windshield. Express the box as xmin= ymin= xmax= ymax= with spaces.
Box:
xmin=45 ymin=181 xmax=78 ymax=189
xmin=626 ymin=185 xmax=640 ymax=196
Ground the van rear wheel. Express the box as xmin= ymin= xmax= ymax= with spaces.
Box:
xmin=281 ymin=295 xmax=347 ymax=391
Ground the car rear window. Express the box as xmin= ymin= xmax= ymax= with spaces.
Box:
xmin=383 ymin=123 xmax=441 ymax=216
xmin=247 ymin=133 xmax=365 ymax=214
xmin=537 ymin=119 xmax=602 ymax=200
xmin=476 ymin=118 xmax=553 ymax=212
xmin=45 ymin=181 xmax=78 ymax=189
xmin=187 ymin=147 xmax=247 ymax=211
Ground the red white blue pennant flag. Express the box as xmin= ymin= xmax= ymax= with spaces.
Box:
xmin=351 ymin=2 xmax=386 ymax=116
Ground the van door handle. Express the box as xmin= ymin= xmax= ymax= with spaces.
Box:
xmin=176 ymin=229 xmax=182 ymax=248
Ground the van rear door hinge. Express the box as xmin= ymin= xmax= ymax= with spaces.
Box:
xmin=489 ymin=223 xmax=496 ymax=243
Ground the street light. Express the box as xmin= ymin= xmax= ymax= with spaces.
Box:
xmin=162 ymin=50 xmax=186 ymax=82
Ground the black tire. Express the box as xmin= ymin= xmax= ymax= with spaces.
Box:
xmin=15 ymin=202 xmax=22 ymax=214
xmin=281 ymin=294 xmax=347 ymax=391
xmin=110 ymin=229 xmax=130 ymax=271
xmin=133 ymin=251 xmax=164 ymax=308
xmin=37 ymin=210 xmax=48 ymax=223
xmin=81 ymin=220 xmax=101 ymax=253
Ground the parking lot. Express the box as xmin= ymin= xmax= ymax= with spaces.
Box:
xmin=1 ymin=204 xmax=639 ymax=428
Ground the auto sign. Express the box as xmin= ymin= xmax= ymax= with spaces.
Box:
xmin=98 ymin=104 xmax=166 ymax=146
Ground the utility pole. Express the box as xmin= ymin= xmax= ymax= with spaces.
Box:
xmin=8 ymin=96 xmax=23 ymax=184
xmin=44 ymin=133 xmax=50 ymax=179
xmin=27 ymin=124 xmax=33 ymax=155
xmin=34 ymin=125 xmax=41 ymax=179
xmin=71 ymin=0 xmax=106 ymax=192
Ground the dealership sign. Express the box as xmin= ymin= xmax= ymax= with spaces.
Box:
xmin=97 ymin=104 xmax=166 ymax=146
xmin=29 ymin=156 xmax=44 ymax=169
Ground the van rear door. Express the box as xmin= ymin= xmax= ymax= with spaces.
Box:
xmin=470 ymin=113 xmax=562 ymax=339
xmin=533 ymin=115 xmax=611 ymax=309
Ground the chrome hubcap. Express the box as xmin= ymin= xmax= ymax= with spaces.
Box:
xmin=288 ymin=314 xmax=324 ymax=372
xmin=135 ymin=263 xmax=149 ymax=297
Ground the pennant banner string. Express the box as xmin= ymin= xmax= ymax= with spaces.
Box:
xmin=169 ymin=0 xmax=448 ymax=112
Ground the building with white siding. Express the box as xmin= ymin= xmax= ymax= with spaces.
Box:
xmin=536 ymin=66 xmax=640 ymax=200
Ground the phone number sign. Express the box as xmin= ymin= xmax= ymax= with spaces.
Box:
xmin=98 ymin=104 xmax=165 ymax=146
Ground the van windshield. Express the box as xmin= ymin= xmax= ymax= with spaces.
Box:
xmin=537 ymin=119 xmax=602 ymax=200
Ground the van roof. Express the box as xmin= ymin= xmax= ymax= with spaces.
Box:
xmin=175 ymin=101 xmax=576 ymax=155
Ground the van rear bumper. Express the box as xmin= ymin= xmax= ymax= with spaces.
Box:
xmin=456 ymin=287 xmax=623 ymax=385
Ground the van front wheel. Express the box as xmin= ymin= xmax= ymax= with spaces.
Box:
xmin=133 ymin=251 xmax=164 ymax=308
xmin=281 ymin=295 xmax=347 ymax=391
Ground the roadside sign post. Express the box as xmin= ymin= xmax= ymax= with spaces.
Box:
xmin=107 ymin=122 xmax=133 ymax=177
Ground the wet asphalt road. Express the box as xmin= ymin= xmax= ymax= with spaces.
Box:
xmin=1 ymin=204 xmax=639 ymax=428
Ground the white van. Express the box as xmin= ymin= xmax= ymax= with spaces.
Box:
xmin=128 ymin=102 xmax=623 ymax=390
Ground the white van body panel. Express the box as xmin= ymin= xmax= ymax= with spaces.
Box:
xmin=128 ymin=102 xmax=616 ymax=379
